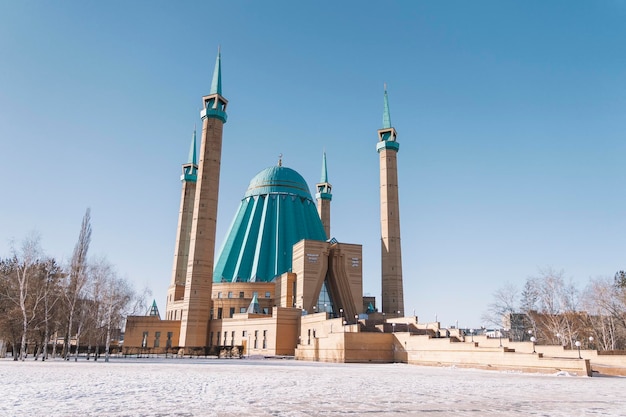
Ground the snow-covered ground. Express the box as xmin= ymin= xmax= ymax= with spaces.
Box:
xmin=0 ymin=357 xmax=624 ymax=416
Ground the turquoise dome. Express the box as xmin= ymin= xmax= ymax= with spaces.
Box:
xmin=244 ymin=166 xmax=312 ymax=199
xmin=213 ymin=165 xmax=327 ymax=283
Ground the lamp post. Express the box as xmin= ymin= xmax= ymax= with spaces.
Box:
xmin=339 ymin=308 xmax=344 ymax=322
xmin=354 ymin=314 xmax=359 ymax=328
xmin=556 ymin=333 xmax=561 ymax=346
xmin=575 ymin=341 xmax=582 ymax=359
xmin=588 ymin=336 xmax=594 ymax=350
xmin=470 ymin=329 xmax=474 ymax=342
xmin=499 ymin=329 xmax=502 ymax=347
xmin=392 ymin=323 xmax=396 ymax=333
xmin=530 ymin=336 xmax=536 ymax=354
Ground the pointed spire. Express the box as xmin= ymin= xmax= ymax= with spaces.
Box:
xmin=247 ymin=293 xmax=262 ymax=314
xmin=210 ymin=46 xmax=222 ymax=96
xmin=320 ymin=151 xmax=328 ymax=183
xmin=382 ymin=83 xmax=392 ymax=129
xmin=188 ymin=128 xmax=197 ymax=165
xmin=148 ymin=300 xmax=160 ymax=318
xmin=278 ymin=153 xmax=283 ymax=167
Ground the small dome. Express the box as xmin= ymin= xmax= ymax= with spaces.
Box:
xmin=244 ymin=166 xmax=313 ymax=199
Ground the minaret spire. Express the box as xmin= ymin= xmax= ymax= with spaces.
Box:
xmin=376 ymin=84 xmax=404 ymax=316
xmin=316 ymin=151 xmax=332 ymax=239
xmin=181 ymin=129 xmax=198 ymax=182
xmin=382 ymin=83 xmax=392 ymax=129
xmin=189 ymin=127 xmax=197 ymax=165
xmin=320 ymin=150 xmax=329 ymax=183
xmin=210 ymin=46 xmax=222 ymax=96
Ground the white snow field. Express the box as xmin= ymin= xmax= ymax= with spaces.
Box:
xmin=0 ymin=358 xmax=624 ymax=417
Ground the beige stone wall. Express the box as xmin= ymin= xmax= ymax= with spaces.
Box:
xmin=275 ymin=272 xmax=296 ymax=308
xmin=209 ymin=307 xmax=301 ymax=356
xmin=293 ymin=240 xmax=329 ymax=312
xmin=211 ymin=282 xmax=276 ymax=319
xmin=124 ymin=316 xmax=181 ymax=350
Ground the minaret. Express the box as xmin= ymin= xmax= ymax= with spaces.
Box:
xmin=166 ymin=129 xmax=198 ymax=320
xmin=377 ymin=84 xmax=404 ymax=316
xmin=315 ymin=151 xmax=332 ymax=239
xmin=179 ymin=49 xmax=228 ymax=348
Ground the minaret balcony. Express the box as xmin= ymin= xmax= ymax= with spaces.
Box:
xmin=200 ymin=107 xmax=228 ymax=123
xmin=376 ymin=140 xmax=400 ymax=152
xmin=315 ymin=192 xmax=332 ymax=201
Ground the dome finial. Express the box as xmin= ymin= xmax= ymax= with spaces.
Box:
xmin=278 ymin=153 xmax=283 ymax=167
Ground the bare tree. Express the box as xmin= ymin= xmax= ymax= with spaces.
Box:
xmin=38 ymin=258 xmax=64 ymax=361
xmin=482 ymin=282 xmax=518 ymax=328
xmin=63 ymin=208 xmax=92 ymax=359
xmin=3 ymin=235 xmax=46 ymax=360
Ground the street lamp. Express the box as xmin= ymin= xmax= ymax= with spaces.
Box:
xmin=589 ymin=336 xmax=594 ymax=350
xmin=470 ymin=329 xmax=474 ymax=342
xmin=392 ymin=323 xmax=396 ymax=333
xmin=575 ymin=341 xmax=582 ymax=359
xmin=530 ymin=336 xmax=536 ymax=354
xmin=354 ymin=314 xmax=359 ymax=327
xmin=498 ymin=329 xmax=502 ymax=347
xmin=339 ymin=308 xmax=343 ymax=322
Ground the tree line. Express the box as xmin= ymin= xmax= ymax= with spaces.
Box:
xmin=483 ymin=267 xmax=626 ymax=351
xmin=0 ymin=209 xmax=148 ymax=361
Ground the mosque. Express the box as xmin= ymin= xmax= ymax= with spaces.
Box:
xmin=124 ymin=51 xmax=607 ymax=375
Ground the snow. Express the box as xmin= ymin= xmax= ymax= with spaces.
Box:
xmin=1 ymin=358 xmax=624 ymax=416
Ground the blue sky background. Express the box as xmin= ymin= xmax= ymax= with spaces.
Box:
xmin=1 ymin=1 xmax=625 ymax=328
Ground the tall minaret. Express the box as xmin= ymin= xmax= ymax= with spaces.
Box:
xmin=179 ymin=49 xmax=228 ymax=348
xmin=315 ymin=151 xmax=332 ymax=239
xmin=377 ymin=84 xmax=404 ymax=316
xmin=166 ymin=130 xmax=198 ymax=319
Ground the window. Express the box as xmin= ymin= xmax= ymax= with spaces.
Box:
xmin=239 ymin=291 xmax=244 ymax=298
xmin=209 ymin=332 xmax=214 ymax=347
xmin=265 ymin=291 xmax=271 ymax=298
xmin=231 ymin=331 xmax=235 ymax=346
xmin=262 ymin=330 xmax=267 ymax=349
xmin=240 ymin=307 xmax=246 ymax=313
xmin=307 ymin=329 xmax=311 ymax=345
xmin=254 ymin=330 xmax=258 ymax=349
xmin=217 ymin=308 xmax=223 ymax=319
xmin=223 ymin=331 xmax=227 ymax=346
xmin=166 ymin=332 xmax=173 ymax=348
xmin=263 ymin=307 xmax=269 ymax=314
xmin=154 ymin=332 xmax=161 ymax=348
xmin=229 ymin=307 xmax=235 ymax=318
xmin=228 ymin=291 xmax=233 ymax=298
xmin=217 ymin=332 xmax=221 ymax=346
xmin=242 ymin=330 xmax=247 ymax=337
xmin=142 ymin=332 xmax=148 ymax=348
xmin=217 ymin=292 xmax=222 ymax=299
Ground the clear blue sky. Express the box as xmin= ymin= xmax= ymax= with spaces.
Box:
xmin=1 ymin=1 xmax=625 ymax=328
